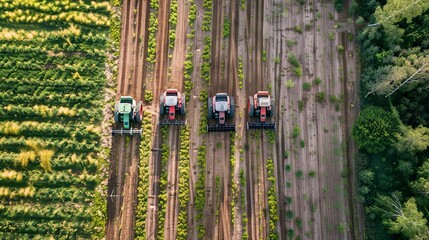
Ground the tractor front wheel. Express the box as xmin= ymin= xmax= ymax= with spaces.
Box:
xmin=248 ymin=96 xmax=254 ymax=117
xmin=136 ymin=101 xmax=143 ymax=123
xmin=229 ymin=97 xmax=235 ymax=119
xmin=114 ymin=102 xmax=119 ymax=122
xmin=208 ymin=97 xmax=213 ymax=119
xmin=180 ymin=94 xmax=186 ymax=115
xmin=269 ymin=99 xmax=275 ymax=117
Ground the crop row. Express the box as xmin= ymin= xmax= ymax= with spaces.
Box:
xmin=157 ymin=131 xmax=169 ymax=239
xmin=0 ymin=1 xmax=110 ymax=15
xmin=0 ymin=136 xmax=99 ymax=154
xmin=0 ymin=219 xmax=92 ymax=238
xmin=195 ymin=144 xmax=206 ymax=239
xmin=168 ymin=0 xmax=178 ymax=49
xmin=202 ymin=0 xmax=212 ymax=31
xmin=135 ymin=113 xmax=152 ymax=239
xmin=0 ymin=8 xmax=109 ymax=28
xmin=199 ymin=90 xmax=208 ymax=134
xmin=201 ymin=36 xmax=212 ymax=84
xmin=0 ymin=169 xmax=98 ymax=189
xmin=0 ymin=186 xmax=94 ymax=204
xmin=147 ymin=0 xmax=159 ymax=63
xmin=177 ymin=126 xmax=190 ymax=238
xmin=0 ymin=203 xmax=91 ymax=221
xmin=267 ymin=158 xmax=279 ymax=239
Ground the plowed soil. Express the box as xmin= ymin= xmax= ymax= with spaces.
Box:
xmin=106 ymin=0 xmax=363 ymax=239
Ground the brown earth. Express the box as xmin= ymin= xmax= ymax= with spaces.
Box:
xmin=106 ymin=0 xmax=363 ymax=239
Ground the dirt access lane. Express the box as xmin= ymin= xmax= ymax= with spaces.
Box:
xmin=106 ymin=0 xmax=149 ymax=239
xmin=262 ymin=0 xmax=360 ymax=239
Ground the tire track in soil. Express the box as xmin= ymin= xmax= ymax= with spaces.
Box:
xmin=243 ymin=0 xmax=268 ymax=239
xmin=164 ymin=127 xmax=180 ymax=240
xmin=106 ymin=0 xmax=149 ymax=239
xmin=146 ymin=0 xmax=171 ymax=238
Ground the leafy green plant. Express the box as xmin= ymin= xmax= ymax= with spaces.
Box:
xmin=303 ymin=82 xmax=311 ymax=91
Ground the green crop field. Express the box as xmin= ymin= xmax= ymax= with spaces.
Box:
xmin=0 ymin=0 xmax=110 ymax=238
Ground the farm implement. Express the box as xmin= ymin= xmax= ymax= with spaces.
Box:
xmin=207 ymin=93 xmax=236 ymax=132
xmin=247 ymin=91 xmax=276 ymax=130
xmin=159 ymin=89 xmax=186 ymax=126
xmin=111 ymin=96 xmax=143 ymax=135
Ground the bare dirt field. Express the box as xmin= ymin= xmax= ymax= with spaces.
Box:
xmin=106 ymin=0 xmax=363 ymax=239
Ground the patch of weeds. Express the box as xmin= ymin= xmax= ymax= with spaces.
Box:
xmin=303 ymin=82 xmax=311 ymax=91
xmin=286 ymin=39 xmax=296 ymax=48
xmin=286 ymin=182 xmax=292 ymax=188
xmin=294 ymin=26 xmax=302 ymax=34
xmin=309 ymin=170 xmax=317 ymax=177
xmin=216 ymin=142 xmax=222 ymax=149
xmin=286 ymin=210 xmax=294 ymax=219
xmin=262 ymin=50 xmax=267 ymax=62
xmin=286 ymin=79 xmax=295 ymax=89
xmin=316 ymin=12 xmax=321 ymax=19
xmin=305 ymin=23 xmax=312 ymax=31
xmin=328 ymin=12 xmax=334 ymax=20
xmin=292 ymin=125 xmax=300 ymax=138
xmin=283 ymin=151 xmax=290 ymax=158
xmin=337 ymin=44 xmax=344 ymax=53
xmin=313 ymin=77 xmax=321 ymax=85
xmin=287 ymin=53 xmax=300 ymax=67
xmin=286 ymin=196 xmax=292 ymax=204
xmin=300 ymin=140 xmax=305 ymax=148
xmin=288 ymin=228 xmax=294 ymax=238
xmin=329 ymin=95 xmax=341 ymax=103
xmin=285 ymin=164 xmax=292 ymax=172
xmin=274 ymin=57 xmax=281 ymax=64
xmin=328 ymin=32 xmax=335 ymax=40
xmin=295 ymin=217 xmax=303 ymax=228
xmin=295 ymin=170 xmax=303 ymax=178
xmin=297 ymin=0 xmax=305 ymax=5
xmin=315 ymin=92 xmax=325 ymax=103
xmin=298 ymin=100 xmax=305 ymax=111
xmin=294 ymin=67 xmax=303 ymax=77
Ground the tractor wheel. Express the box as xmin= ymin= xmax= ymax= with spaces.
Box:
xmin=229 ymin=97 xmax=235 ymax=119
xmin=136 ymin=101 xmax=143 ymax=123
xmin=269 ymin=99 xmax=275 ymax=117
xmin=114 ymin=102 xmax=119 ymax=122
xmin=180 ymin=94 xmax=186 ymax=115
xmin=248 ymin=96 xmax=255 ymax=117
xmin=159 ymin=96 xmax=164 ymax=115
xmin=208 ymin=97 xmax=213 ymax=119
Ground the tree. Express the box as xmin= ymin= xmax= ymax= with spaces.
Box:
xmin=352 ymin=106 xmax=398 ymax=153
xmin=374 ymin=0 xmax=429 ymax=27
xmin=411 ymin=159 xmax=429 ymax=197
xmin=386 ymin=198 xmax=429 ymax=239
xmin=395 ymin=125 xmax=429 ymax=152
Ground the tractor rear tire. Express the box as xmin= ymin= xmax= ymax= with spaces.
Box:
xmin=114 ymin=102 xmax=119 ymax=122
xmin=159 ymin=96 xmax=164 ymax=115
xmin=180 ymin=94 xmax=186 ymax=115
xmin=229 ymin=97 xmax=235 ymax=119
xmin=269 ymin=99 xmax=275 ymax=117
xmin=248 ymin=96 xmax=255 ymax=117
xmin=136 ymin=101 xmax=143 ymax=123
xmin=208 ymin=97 xmax=213 ymax=119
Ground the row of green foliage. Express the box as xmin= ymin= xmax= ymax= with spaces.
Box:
xmin=147 ymin=0 xmax=159 ymax=63
xmin=230 ymin=133 xmax=236 ymax=226
xmin=157 ymin=128 xmax=169 ymax=239
xmin=168 ymin=0 xmax=178 ymax=49
xmin=195 ymin=144 xmax=206 ymax=239
xmin=201 ymin=37 xmax=211 ymax=84
xmin=177 ymin=126 xmax=191 ymax=238
xmin=199 ymin=90 xmax=208 ymax=134
xmin=266 ymin=158 xmax=279 ymax=239
xmin=238 ymin=56 xmax=244 ymax=89
xmin=202 ymin=0 xmax=212 ymax=31
xmin=240 ymin=168 xmax=248 ymax=239
xmin=353 ymin=1 xmax=429 ymax=239
xmin=135 ymin=113 xmax=152 ymax=239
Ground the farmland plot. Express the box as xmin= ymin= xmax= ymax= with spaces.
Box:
xmin=0 ymin=1 xmax=110 ymax=238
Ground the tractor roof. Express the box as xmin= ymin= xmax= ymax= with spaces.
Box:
xmin=256 ymin=91 xmax=269 ymax=96
xmin=118 ymin=103 xmax=132 ymax=114
xmin=166 ymin=89 xmax=179 ymax=93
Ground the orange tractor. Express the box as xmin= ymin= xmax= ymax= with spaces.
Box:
xmin=247 ymin=91 xmax=275 ymax=130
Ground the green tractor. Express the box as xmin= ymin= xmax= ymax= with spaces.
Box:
xmin=112 ymin=96 xmax=143 ymax=135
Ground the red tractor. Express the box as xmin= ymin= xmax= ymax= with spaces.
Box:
xmin=159 ymin=89 xmax=186 ymax=126
xmin=247 ymin=91 xmax=275 ymax=130
xmin=207 ymin=93 xmax=236 ymax=132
